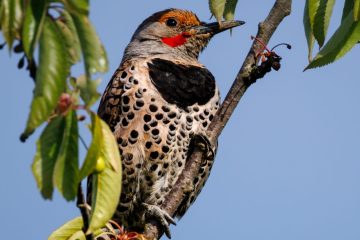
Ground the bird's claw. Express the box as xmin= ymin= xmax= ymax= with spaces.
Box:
xmin=193 ymin=134 xmax=215 ymax=161
xmin=142 ymin=203 xmax=176 ymax=238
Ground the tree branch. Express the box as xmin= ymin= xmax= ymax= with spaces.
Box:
xmin=143 ymin=0 xmax=292 ymax=239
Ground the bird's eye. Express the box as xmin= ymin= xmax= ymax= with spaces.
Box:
xmin=166 ymin=18 xmax=178 ymax=27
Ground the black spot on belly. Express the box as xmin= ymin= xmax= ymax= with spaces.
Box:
xmin=162 ymin=106 xmax=170 ymax=112
xmin=135 ymin=100 xmax=144 ymax=109
xmin=180 ymin=130 xmax=186 ymax=138
xmin=162 ymin=145 xmax=169 ymax=153
xmin=150 ymin=121 xmax=158 ymax=127
xmin=120 ymin=71 xmax=127 ymax=79
xmin=121 ymin=118 xmax=129 ymax=127
xmin=169 ymin=124 xmax=176 ymax=131
xmin=150 ymin=151 xmax=159 ymax=159
xmin=127 ymin=112 xmax=135 ymax=120
xmin=149 ymin=104 xmax=158 ymax=112
xmin=122 ymin=96 xmax=130 ymax=104
xmin=151 ymin=128 xmax=159 ymax=136
xmin=155 ymin=113 xmax=163 ymax=120
xmin=122 ymin=106 xmax=130 ymax=113
xmin=130 ymin=130 xmax=138 ymax=138
xmin=150 ymin=164 xmax=158 ymax=171
xmin=143 ymin=124 xmax=150 ymax=131
xmin=144 ymin=114 xmax=151 ymax=122
xmin=145 ymin=141 xmax=152 ymax=149
xmin=168 ymin=112 xmax=176 ymax=119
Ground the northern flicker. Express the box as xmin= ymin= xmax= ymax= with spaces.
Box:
xmin=95 ymin=8 xmax=244 ymax=238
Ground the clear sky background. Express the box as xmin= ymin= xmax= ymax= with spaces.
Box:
xmin=1 ymin=1 xmax=360 ymax=239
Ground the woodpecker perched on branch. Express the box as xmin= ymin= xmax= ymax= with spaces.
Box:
xmin=95 ymin=8 xmax=244 ymax=238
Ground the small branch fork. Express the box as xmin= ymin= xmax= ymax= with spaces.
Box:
xmin=143 ymin=0 xmax=292 ymax=239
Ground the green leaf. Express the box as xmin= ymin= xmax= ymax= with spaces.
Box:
xmin=313 ymin=0 xmax=335 ymax=47
xmin=209 ymin=0 xmax=226 ymax=22
xmin=99 ymin=117 xmax=121 ymax=173
xmin=342 ymin=0 xmax=355 ymax=22
xmin=49 ymin=217 xmax=85 ymax=240
xmin=32 ymin=116 xmax=66 ymax=199
xmin=22 ymin=0 xmax=48 ymax=59
xmin=49 ymin=216 xmax=104 ymax=240
xmin=304 ymin=0 xmax=316 ymax=61
xmin=354 ymin=0 xmax=360 ymax=21
xmin=76 ymin=75 xmax=101 ymax=107
xmin=88 ymin=118 xmax=122 ymax=233
xmin=88 ymin=159 xmax=122 ymax=233
xmin=308 ymin=0 xmax=320 ymax=29
xmin=64 ymin=0 xmax=89 ymax=15
xmin=305 ymin=10 xmax=360 ymax=70
xmin=0 ymin=3 xmax=3 ymax=31
xmin=55 ymin=10 xmax=81 ymax=65
xmin=79 ymin=113 xmax=102 ymax=180
xmin=80 ymin=112 xmax=121 ymax=178
xmin=53 ymin=110 xmax=79 ymax=201
xmin=71 ymin=13 xmax=108 ymax=75
xmin=21 ymin=17 xmax=69 ymax=141
xmin=223 ymin=0 xmax=238 ymax=21
xmin=1 ymin=0 xmax=23 ymax=49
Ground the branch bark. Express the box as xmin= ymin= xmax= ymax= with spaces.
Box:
xmin=144 ymin=0 xmax=292 ymax=239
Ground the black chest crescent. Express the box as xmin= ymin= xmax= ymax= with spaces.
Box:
xmin=147 ymin=58 xmax=216 ymax=109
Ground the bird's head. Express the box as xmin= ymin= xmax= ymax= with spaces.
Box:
xmin=122 ymin=9 xmax=245 ymax=63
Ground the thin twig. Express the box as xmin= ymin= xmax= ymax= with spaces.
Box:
xmin=79 ymin=134 xmax=89 ymax=150
xmin=77 ymin=183 xmax=93 ymax=240
xmin=143 ymin=0 xmax=292 ymax=239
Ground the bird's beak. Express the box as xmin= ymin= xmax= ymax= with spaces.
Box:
xmin=192 ymin=20 xmax=245 ymax=35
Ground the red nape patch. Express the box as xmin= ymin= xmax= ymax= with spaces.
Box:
xmin=161 ymin=32 xmax=191 ymax=47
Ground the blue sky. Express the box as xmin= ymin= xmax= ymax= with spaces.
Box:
xmin=1 ymin=1 xmax=360 ymax=239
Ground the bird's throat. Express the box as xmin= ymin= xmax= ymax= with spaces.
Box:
xmin=161 ymin=32 xmax=191 ymax=47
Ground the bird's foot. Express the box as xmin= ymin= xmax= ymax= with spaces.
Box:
xmin=192 ymin=134 xmax=215 ymax=161
xmin=142 ymin=203 xmax=176 ymax=239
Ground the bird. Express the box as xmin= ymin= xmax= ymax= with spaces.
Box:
xmin=95 ymin=8 xmax=244 ymax=238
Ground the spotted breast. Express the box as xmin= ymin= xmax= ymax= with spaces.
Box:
xmin=97 ymin=57 xmax=219 ymax=231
